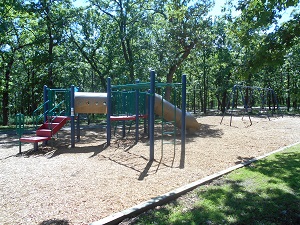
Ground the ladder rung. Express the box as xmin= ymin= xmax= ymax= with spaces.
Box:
xmin=163 ymin=131 xmax=175 ymax=135
xmin=162 ymin=141 xmax=176 ymax=145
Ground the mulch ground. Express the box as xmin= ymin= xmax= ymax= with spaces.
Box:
xmin=1 ymin=115 xmax=300 ymax=225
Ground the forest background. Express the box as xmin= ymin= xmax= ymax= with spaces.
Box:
xmin=1 ymin=0 xmax=299 ymax=126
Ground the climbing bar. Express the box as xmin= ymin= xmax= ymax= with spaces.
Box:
xmin=111 ymin=82 xmax=182 ymax=90
xmin=112 ymin=82 xmax=151 ymax=89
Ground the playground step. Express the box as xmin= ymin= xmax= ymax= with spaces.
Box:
xmin=20 ymin=136 xmax=51 ymax=143
xmin=50 ymin=116 xmax=69 ymax=123
xmin=18 ymin=116 xmax=68 ymax=153
xmin=36 ymin=116 xmax=68 ymax=137
xmin=36 ymin=129 xmax=52 ymax=137
xmin=43 ymin=123 xmax=59 ymax=129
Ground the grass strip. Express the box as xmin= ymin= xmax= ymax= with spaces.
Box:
xmin=127 ymin=145 xmax=300 ymax=225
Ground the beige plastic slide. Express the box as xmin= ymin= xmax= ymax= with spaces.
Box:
xmin=154 ymin=94 xmax=200 ymax=134
xmin=74 ymin=92 xmax=107 ymax=114
xmin=73 ymin=92 xmax=200 ymax=133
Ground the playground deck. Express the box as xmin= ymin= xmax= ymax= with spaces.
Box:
xmin=1 ymin=115 xmax=300 ymax=225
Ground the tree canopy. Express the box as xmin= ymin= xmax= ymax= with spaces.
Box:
xmin=1 ymin=0 xmax=299 ymax=125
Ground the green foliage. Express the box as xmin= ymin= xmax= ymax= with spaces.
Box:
xmin=233 ymin=0 xmax=300 ymax=74
xmin=0 ymin=0 xmax=300 ymax=124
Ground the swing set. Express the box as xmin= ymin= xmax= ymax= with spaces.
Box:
xmin=220 ymin=84 xmax=281 ymax=126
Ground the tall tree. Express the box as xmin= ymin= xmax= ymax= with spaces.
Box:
xmin=29 ymin=0 xmax=73 ymax=87
xmin=0 ymin=0 xmax=35 ymax=125
xmin=87 ymin=0 xmax=152 ymax=83
xmin=233 ymin=0 xmax=300 ymax=73
xmin=212 ymin=18 xmax=239 ymax=113
xmin=151 ymin=0 xmax=214 ymax=100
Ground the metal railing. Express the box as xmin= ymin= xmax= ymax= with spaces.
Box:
xmin=33 ymin=100 xmax=50 ymax=129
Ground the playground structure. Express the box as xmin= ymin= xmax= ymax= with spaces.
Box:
xmin=220 ymin=84 xmax=281 ymax=126
xmin=18 ymin=71 xmax=200 ymax=162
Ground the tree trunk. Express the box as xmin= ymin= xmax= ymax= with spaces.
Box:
xmin=47 ymin=8 xmax=54 ymax=87
xmin=119 ymin=13 xmax=135 ymax=82
xmin=165 ymin=65 xmax=177 ymax=101
xmin=286 ymin=72 xmax=290 ymax=111
xmin=203 ymin=50 xmax=207 ymax=114
xmin=2 ymin=59 xmax=14 ymax=126
xmin=199 ymin=88 xmax=204 ymax=112
xmin=120 ymin=37 xmax=134 ymax=82
xmin=126 ymin=38 xmax=134 ymax=82
xmin=71 ymin=36 xmax=107 ymax=90
xmin=165 ymin=43 xmax=195 ymax=101
xmin=221 ymin=90 xmax=227 ymax=113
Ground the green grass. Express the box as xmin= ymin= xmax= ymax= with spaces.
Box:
xmin=129 ymin=145 xmax=300 ymax=225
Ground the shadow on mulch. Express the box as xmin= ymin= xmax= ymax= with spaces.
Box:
xmin=17 ymin=141 xmax=109 ymax=159
xmin=38 ymin=219 xmax=70 ymax=225
xmin=235 ymin=156 xmax=256 ymax=165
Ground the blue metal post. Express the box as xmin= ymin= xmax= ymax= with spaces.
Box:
xmin=107 ymin=77 xmax=112 ymax=146
xmin=149 ymin=71 xmax=155 ymax=161
xmin=70 ymin=85 xmax=75 ymax=148
xmin=122 ymin=90 xmax=126 ymax=137
xmin=144 ymin=92 xmax=148 ymax=134
xmin=180 ymin=74 xmax=187 ymax=168
xmin=147 ymin=90 xmax=150 ymax=136
xmin=76 ymin=87 xmax=80 ymax=141
xmin=135 ymin=79 xmax=140 ymax=143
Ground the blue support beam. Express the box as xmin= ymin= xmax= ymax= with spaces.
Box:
xmin=70 ymin=85 xmax=75 ymax=148
xmin=149 ymin=71 xmax=155 ymax=161
xmin=106 ymin=77 xmax=112 ymax=146
xmin=135 ymin=79 xmax=140 ymax=143
xmin=180 ymin=74 xmax=186 ymax=169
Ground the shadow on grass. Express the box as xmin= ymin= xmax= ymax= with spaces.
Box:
xmin=128 ymin=148 xmax=300 ymax=225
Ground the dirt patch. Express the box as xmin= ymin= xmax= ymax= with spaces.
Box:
xmin=1 ymin=115 xmax=300 ymax=225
